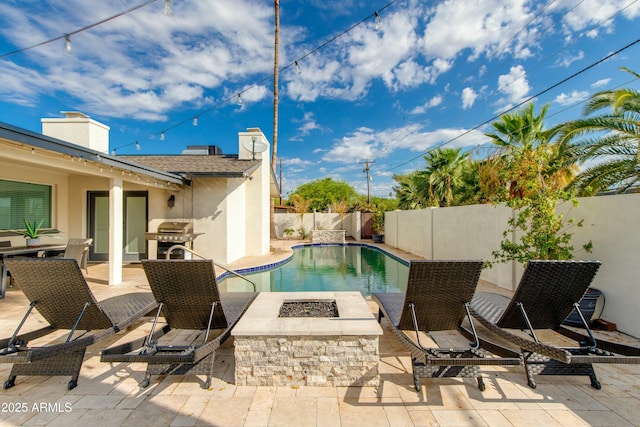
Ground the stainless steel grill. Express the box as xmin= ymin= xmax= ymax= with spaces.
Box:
xmin=145 ymin=222 xmax=202 ymax=259
xmin=145 ymin=222 xmax=199 ymax=242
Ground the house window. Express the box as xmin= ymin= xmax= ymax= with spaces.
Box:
xmin=0 ymin=179 xmax=52 ymax=230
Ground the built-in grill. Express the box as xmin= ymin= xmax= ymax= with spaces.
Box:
xmin=145 ymin=222 xmax=202 ymax=259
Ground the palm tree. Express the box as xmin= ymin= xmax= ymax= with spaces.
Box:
xmin=420 ymin=147 xmax=469 ymax=207
xmin=392 ymin=171 xmax=427 ymax=210
xmin=485 ymin=103 xmax=553 ymax=153
xmin=557 ymin=67 xmax=640 ymax=195
xmin=485 ymin=103 xmax=574 ymax=199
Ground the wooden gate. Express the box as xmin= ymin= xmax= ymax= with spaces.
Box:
xmin=361 ymin=211 xmax=373 ymax=239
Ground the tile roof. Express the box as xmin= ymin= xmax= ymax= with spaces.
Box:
xmin=122 ymin=154 xmax=261 ymax=177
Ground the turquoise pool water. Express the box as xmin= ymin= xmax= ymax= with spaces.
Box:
xmin=218 ymin=244 xmax=410 ymax=295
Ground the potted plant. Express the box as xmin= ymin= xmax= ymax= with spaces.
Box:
xmin=13 ymin=219 xmax=58 ymax=247
xmin=371 ymin=210 xmax=385 ymax=243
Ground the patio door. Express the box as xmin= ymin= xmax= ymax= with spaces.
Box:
xmin=88 ymin=191 xmax=148 ymax=261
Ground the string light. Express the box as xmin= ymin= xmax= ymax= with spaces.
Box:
xmin=192 ymin=116 xmax=198 ymax=126
xmin=31 ymin=148 xmax=35 ymax=155
xmin=111 ymin=149 xmax=116 ymax=155
xmin=163 ymin=0 xmax=172 ymax=16
xmin=160 ymin=131 xmax=165 ymax=140
xmin=110 ymin=1 xmax=401 ymax=154
xmin=135 ymin=141 xmax=141 ymax=151
xmin=64 ymin=34 xmax=72 ymax=55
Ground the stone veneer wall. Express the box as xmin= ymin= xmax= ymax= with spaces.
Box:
xmin=311 ymin=229 xmax=346 ymax=244
xmin=234 ymin=335 xmax=379 ymax=387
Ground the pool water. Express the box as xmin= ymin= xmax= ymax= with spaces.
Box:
xmin=219 ymin=245 xmax=409 ymax=295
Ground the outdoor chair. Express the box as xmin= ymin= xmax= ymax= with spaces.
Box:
xmin=43 ymin=237 xmax=93 ymax=274
xmin=469 ymin=260 xmax=640 ymax=389
xmin=372 ymin=260 xmax=522 ymax=392
xmin=1 ymin=258 xmax=157 ymax=390
xmin=101 ymin=259 xmax=258 ymax=389
xmin=0 ymin=240 xmax=13 ymax=288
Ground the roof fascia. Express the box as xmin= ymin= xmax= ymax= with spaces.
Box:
xmin=0 ymin=121 xmax=185 ymax=185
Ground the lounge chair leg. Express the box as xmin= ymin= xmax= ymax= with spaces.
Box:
xmin=205 ymin=352 xmax=216 ymax=389
xmin=590 ymin=374 xmax=601 ymax=390
xmin=141 ymin=375 xmax=151 ymax=388
xmin=3 ymin=376 xmax=16 ymax=389
xmin=412 ymin=367 xmax=421 ymax=391
xmin=477 ymin=376 xmax=485 ymax=391
xmin=67 ymin=379 xmax=78 ymax=390
xmin=525 ymin=366 xmax=537 ymax=389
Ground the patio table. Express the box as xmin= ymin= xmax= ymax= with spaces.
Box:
xmin=0 ymin=244 xmax=67 ymax=298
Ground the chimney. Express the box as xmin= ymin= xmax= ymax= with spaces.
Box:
xmin=238 ymin=128 xmax=270 ymax=161
xmin=41 ymin=111 xmax=110 ymax=154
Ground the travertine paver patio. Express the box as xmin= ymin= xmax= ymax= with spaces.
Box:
xmin=1 ymin=242 xmax=639 ymax=426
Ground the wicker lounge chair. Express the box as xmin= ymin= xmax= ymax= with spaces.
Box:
xmin=101 ymin=259 xmax=258 ymax=389
xmin=470 ymin=260 xmax=640 ymax=389
xmin=1 ymin=258 xmax=157 ymax=390
xmin=372 ymin=260 xmax=521 ymax=392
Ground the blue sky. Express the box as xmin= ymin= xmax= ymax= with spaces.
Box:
xmin=1 ymin=0 xmax=639 ymax=198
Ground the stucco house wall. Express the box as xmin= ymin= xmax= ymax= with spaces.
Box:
xmin=1 ymin=116 xmax=277 ymax=281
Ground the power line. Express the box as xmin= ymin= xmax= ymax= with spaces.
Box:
xmin=385 ymin=36 xmax=640 ymax=173
xmin=373 ymin=0 xmax=638 ymax=175
xmin=0 ymin=0 xmax=160 ymax=59
xmin=113 ymin=0 xmax=402 ymax=152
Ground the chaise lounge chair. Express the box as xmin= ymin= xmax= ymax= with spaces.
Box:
xmin=1 ymin=258 xmax=157 ymax=390
xmin=101 ymin=259 xmax=258 ymax=389
xmin=372 ymin=260 xmax=522 ymax=392
xmin=470 ymin=260 xmax=640 ymax=389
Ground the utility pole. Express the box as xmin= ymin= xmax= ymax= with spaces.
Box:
xmin=271 ymin=0 xmax=280 ymax=172
xmin=360 ymin=160 xmax=375 ymax=204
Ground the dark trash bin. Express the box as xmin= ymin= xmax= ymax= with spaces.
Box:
xmin=563 ymin=287 xmax=602 ymax=328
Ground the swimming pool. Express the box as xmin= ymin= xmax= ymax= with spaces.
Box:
xmin=218 ymin=244 xmax=410 ymax=295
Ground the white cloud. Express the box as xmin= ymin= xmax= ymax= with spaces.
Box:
xmin=496 ymin=65 xmax=531 ymax=107
xmin=421 ymin=0 xmax=533 ymax=60
xmin=322 ymin=123 xmax=490 ymax=165
xmin=322 ymin=128 xmax=378 ymax=163
xmin=553 ymin=90 xmax=589 ymax=105
xmin=290 ymin=112 xmax=324 ymax=141
xmin=409 ymin=95 xmax=443 ymax=114
xmin=555 ymin=51 xmax=585 ymax=68
xmin=461 ymin=87 xmax=477 ymax=109
xmin=552 ymin=0 xmax=640 ymax=34
xmin=0 ymin=0 xmax=274 ymax=120
xmin=283 ymin=157 xmax=315 ymax=166
xmin=554 ymin=90 xmax=589 ymax=106
xmin=592 ymin=78 xmax=611 ymax=88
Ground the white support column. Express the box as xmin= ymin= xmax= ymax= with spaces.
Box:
xmin=109 ymin=177 xmax=123 ymax=285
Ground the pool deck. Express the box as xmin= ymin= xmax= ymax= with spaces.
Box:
xmin=1 ymin=240 xmax=639 ymax=426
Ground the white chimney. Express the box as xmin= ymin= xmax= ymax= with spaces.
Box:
xmin=41 ymin=111 xmax=110 ymax=154
xmin=238 ymin=127 xmax=270 ymax=161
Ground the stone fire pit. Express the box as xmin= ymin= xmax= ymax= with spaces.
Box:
xmin=232 ymin=292 xmax=382 ymax=387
